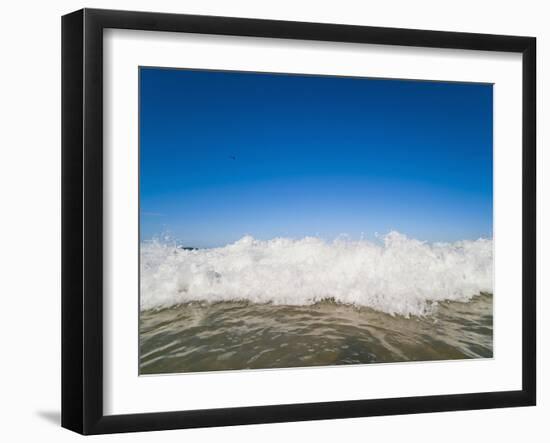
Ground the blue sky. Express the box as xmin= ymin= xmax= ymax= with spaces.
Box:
xmin=140 ymin=67 xmax=493 ymax=247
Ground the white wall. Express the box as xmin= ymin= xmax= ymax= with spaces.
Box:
xmin=0 ymin=0 xmax=546 ymax=441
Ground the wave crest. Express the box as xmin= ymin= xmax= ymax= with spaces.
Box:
xmin=140 ymin=232 xmax=493 ymax=317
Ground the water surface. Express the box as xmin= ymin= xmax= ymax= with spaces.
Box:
xmin=140 ymin=293 xmax=492 ymax=374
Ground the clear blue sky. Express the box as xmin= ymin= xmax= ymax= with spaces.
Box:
xmin=140 ymin=67 xmax=493 ymax=247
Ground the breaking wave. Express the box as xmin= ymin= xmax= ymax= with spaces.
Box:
xmin=140 ymin=232 xmax=493 ymax=317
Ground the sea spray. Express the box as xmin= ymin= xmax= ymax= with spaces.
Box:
xmin=140 ymin=231 xmax=493 ymax=317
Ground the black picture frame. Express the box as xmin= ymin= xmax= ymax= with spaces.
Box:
xmin=62 ymin=8 xmax=536 ymax=435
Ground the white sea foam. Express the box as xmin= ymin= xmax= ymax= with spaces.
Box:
xmin=140 ymin=232 xmax=493 ymax=317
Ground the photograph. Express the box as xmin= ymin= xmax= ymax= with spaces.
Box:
xmin=138 ymin=66 xmax=494 ymax=375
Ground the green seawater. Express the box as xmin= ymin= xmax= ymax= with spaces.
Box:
xmin=140 ymin=293 xmax=492 ymax=374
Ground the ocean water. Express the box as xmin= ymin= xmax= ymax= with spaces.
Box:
xmin=139 ymin=232 xmax=493 ymax=374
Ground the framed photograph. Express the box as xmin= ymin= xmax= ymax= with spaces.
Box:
xmin=61 ymin=8 xmax=536 ymax=435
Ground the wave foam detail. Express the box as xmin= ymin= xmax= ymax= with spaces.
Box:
xmin=140 ymin=232 xmax=493 ymax=317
